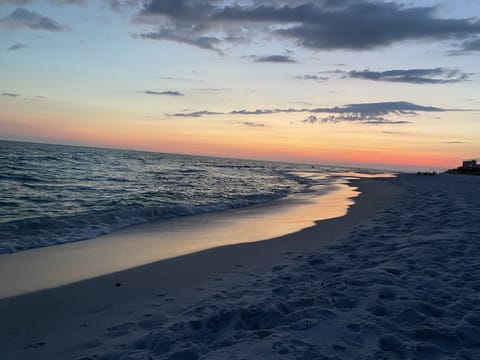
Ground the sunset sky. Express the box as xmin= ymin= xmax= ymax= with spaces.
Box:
xmin=1 ymin=0 xmax=479 ymax=171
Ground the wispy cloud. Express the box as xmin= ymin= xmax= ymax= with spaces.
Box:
xmin=298 ymin=68 xmax=471 ymax=84
xmin=0 ymin=0 xmax=123 ymax=8
xmin=230 ymin=108 xmax=301 ymax=115
xmin=144 ymin=90 xmax=184 ymax=96
xmin=310 ymin=101 xmax=445 ymax=116
xmin=2 ymin=92 xmax=20 ymax=97
xmin=7 ymin=42 xmax=27 ymax=50
xmin=250 ymin=54 xmax=297 ymax=63
xmin=304 ymin=114 xmax=411 ymax=125
xmin=135 ymin=1 xmax=480 ymax=53
xmin=295 ymin=74 xmax=329 ymax=81
xmin=50 ymin=0 xmax=86 ymax=5
xmin=0 ymin=0 xmax=33 ymax=5
xmin=170 ymin=110 xmax=222 ymax=118
xmin=460 ymin=38 xmax=480 ymax=51
xmin=242 ymin=121 xmax=265 ymax=127
xmin=448 ymin=37 xmax=480 ymax=55
xmin=139 ymin=28 xmax=222 ymax=53
xmin=103 ymin=0 xmax=138 ymax=12
xmin=0 ymin=8 xmax=69 ymax=31
xmin=347 ymin=68 xmax=470 ymax=84
xmin=158 ymin=76 xmax=198 ymax=82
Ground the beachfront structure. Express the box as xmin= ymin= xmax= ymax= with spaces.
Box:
xmin=446 ymin=159 xmax=480 ymax=175
xmin=461 ymin=160 xmax=480 ymax=170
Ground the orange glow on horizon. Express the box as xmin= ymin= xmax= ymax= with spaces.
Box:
xmin=0 ymin=110 xmax=467 ymax=171
xmin=1 ymin=123 xmax=461 ymax=171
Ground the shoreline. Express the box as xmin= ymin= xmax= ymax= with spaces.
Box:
xmin=0 ymin=179 xmax=360 ymax=299
xmin=0 ymin=177 xmax=400 ymax=359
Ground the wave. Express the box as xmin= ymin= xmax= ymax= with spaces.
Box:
xmin=0 ymin=191 xmax=291 ymax=254
xmin=1 ymin=141 xmax=387 ymax=255
xmin=0 ymin=173 xmax=47 ymax=183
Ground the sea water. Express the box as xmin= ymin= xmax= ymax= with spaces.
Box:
xmin=0 ymin=140 xmax=389 ymax=254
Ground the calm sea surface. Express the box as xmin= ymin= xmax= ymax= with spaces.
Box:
xmin=0 ymin=140 xmax=387 ymax=253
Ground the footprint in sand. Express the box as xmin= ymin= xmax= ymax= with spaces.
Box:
xmin=79 ymin=339 xmax=102 ymax=350
xmin=272 ymin=265 xmax=288 ymax=272
xmin=22 ymin=342 xmax=46 ymax=350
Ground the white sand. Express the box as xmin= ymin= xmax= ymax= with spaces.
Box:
xmin=1 ymin=174 xmax=479 ymax=359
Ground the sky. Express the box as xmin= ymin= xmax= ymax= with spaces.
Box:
xmin=1 ymin=0 xmax=479 ymax=171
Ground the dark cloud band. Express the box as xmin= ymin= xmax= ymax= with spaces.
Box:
xmin=297 ymin=68 xmax=471 ymax=84
xmin=136 ymin=0 xmax=480 ymax=52
xmin=348 ymin=68 xmax=470 ymax=84
xmin=169 ymin=101 xmax=451 ymax=125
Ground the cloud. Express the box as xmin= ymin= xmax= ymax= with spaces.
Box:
xmin=104 ymin=0 xmax=139 ymax=13
xmin=172 ymin=101 xmax=446 ymax=118
xmin=298 ymin=68 xmax=471 ymax=84
xmin=460 ymin=38 xmax=480 ymax=51
xmin=448 ymin=36 xmax=480 ymax=55
xmin=303 ymin=101 xmax=444 ymax=124
xmin=0 ymin=0 xmax=122 ymax=8
xmin=230 ymin=109 xmax=274 ymax=115
xmin=303 ymin=115 xmax=318 ymax=124
xmin=295 ymin=74 xmax=329 ymax=81
xmin=7 ymin=42 xmax=27 ymax=50
xmin=194 ymin=87 xmax=229 ymax=92
xmin=135 ymin=1 xmax=480 ymax=52
xmin=305 ymin=114 xmax=411 ymax=125
xmin=218 ymin=1 xmax=480 ymax=50
xmin=170 ymin=100 xmax=449 ymax=125
xmin=139 ymin=28 xmax=222 ymax=52
xmin=312 ymin=101 xmax=444 ymax=115
xmin=251 ymin=54 xmax=296 ymax=63
xmin=0 ymin=8 xmax=69 ymax=31
xmin=362 ymin=119 xmax=411 ymax=125
xmin=139 ymin=0 xmax=215 ymax=21
xmin=0 ymin=0 xmax=32 ymax=5
xmin=159 ymin=76 xmax=186 ymax=81
xmin=169 ymin=110 xmax=222 ymax=117
xmin=2 ymin=92 xmax=20 ymax=97
xmin=144 ymin=90 xmax=184 ymax=96
xmin=347 ymin=68 xmax=470 ymax=84
xmin=242 ymin=121 xmax=265 ymax=127
xmin=50 ymin=0 xmax=86 ymax=5
xmin=230 ymin=108 xmax=301 ymax=115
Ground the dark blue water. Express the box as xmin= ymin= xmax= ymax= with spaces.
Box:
xmin=0 ymin=140 xmax=383 ymax=253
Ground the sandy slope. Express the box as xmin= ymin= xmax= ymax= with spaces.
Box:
xmin=3 ymin=174 xmax=479 ymax=359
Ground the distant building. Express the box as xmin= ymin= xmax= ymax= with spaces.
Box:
xmin=461 ymin=160 xmax=480 ymax=170
xmin=446 ymin=159 xmax=480 ymax=175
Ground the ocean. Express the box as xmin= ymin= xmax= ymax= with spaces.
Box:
xmin=0 ymin=140 xmax=389 ymax=254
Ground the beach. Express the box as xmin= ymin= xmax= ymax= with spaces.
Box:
xmin=1 ymin=174 xmax=479 ymax=359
